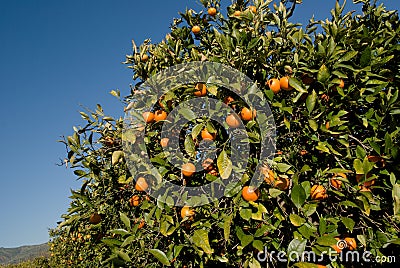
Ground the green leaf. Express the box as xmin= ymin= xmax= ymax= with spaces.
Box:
xmin=318 ymin=217 xmax=326 ymax=235
xmin=217 ymin=150 xmax=232 ymax=179
xmin=112 ymin=151 xmax=124 ymax=166
xmin=353 ymin=159 xmax=364 ymax=174
xmin=184 ymin=135 xmax=196 ymax=158
xmin=290 ymin=214 xmax=306 ymax=227
xmin=240 ymin=208 xmax=252 ymax=221
xmin=192 ymin=229 xmax=213 ymax=254
xmin=287 ymin=239 xmax=307 ymax=256
xmin=291 ymin=184 xmax=306 ymax=208
xmin=308 ymin=119 xmax=318 ymax=131
xmin=179 ymin=107 xmax=196 ymax=120
xmin=235 ymin=226 xmax=253 ymax=248
xmin=223 ymin=214 xmax=233 ymax=241
xmin=306 ymin=90 xmax=317 ymax=114
xmin=393 ymin=184 xmax=400 ymax=218
xmin=191 ymin=124 xmax=204 ymax=139
xmin=148 ymin=249 xmax=171 ymax=266
xmin=116 ymin=250 xmax=132 ymax=262
xmin=341 ymin=217 xmax=355 ymax=232
xmin=289 ymin=77 xmax=307 ymax=93
xmin=316 ymin=235 xmax=337 ymax=246
xmin=276 ymin=163 xmax=291 ymax=172
xmin=317 ymin=64 xmax=330 ymax=83
xmin=119 ymin=212 xmax=131 ymax=230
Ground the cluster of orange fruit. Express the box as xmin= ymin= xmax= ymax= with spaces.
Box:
xmin=142 ymin=110 xmax=168 ymax=123
xmin=267 ymin=76 xmax=292 ymax=94
xmin=191 ymin=6 xmax=257 ymax=35
xmin=241 ymin=168 xmax=291 ymax=202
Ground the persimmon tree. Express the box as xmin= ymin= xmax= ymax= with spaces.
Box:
xmin=50 ymin=0 xmax=400 ymax=267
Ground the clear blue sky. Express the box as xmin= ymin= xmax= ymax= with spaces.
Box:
xmin=0 ymin=0 xmax=397 ymax=248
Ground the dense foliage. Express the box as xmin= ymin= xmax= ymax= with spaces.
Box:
xmin=50 ymin=0 xmax=400 ymax=267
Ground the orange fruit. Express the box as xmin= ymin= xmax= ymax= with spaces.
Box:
xmin=208 ymin=168 xmax=218 ymax=176
xmin=135 ymin=177 xmax=148 ymax=192
xmin=332 ymin=237 xmax=342 ymax=253
xmin=160 ymin=137 xmax=169 ymax=147
xmin=201 ymin=129 xmax=216 ymax=140
xmin=223 ymin=96 xmax=234 ymax=105
xmin=129 ymin=195 xmax=141 ymax=207
xmin=138 ymin=219 xmax=145 ymax=229
xmin=356 ymin=173 xmax=375 ymax=187
xmin=142 ymin=111 xmax=155 ymax=123
xmin=263 ymin=169 xmax=275 ymax=185
xmin=202 ymin=158 xmax=214 ymax=172
xmin=316 ymin=265 xmax=327 ymax=268
xmin=344 ymin=237 xmax=357 ymax=250
xmin=279 ymin=76 xmax=292 ymax=91
xmin=181 ymin=206 xmax=195 ymax=219
xmin=208 ymin=7 xmax=217 ymax=16
xmin=248 ymin=6 xmax=257 ymax=13
xmin=311 ymin=185 xmax=327 ymax=200
xmin=240 ymin=107 xmax=256 ymax=121
xmin=194 ymin=83 xmax=207 ymax=97
xmin=331 ymin=173 xmax=346 ymax=189
xmin=233 ymin=10 xmax=241 ymax=16
xmin=141 ymin=54 xmax=149 ymax=62
xmin=89 ymin=213 xmax=101 ymax=224
xmin=191 ymin=25 xmax=201 ymax=35
xmin=338 ymin=79 xmax=345 ymax=88
xmin=182 ymin=162 xmax=196 ymax=177
xmin=267 ymin=78 xmax=281 ymax=94
xmin=154 ymin=110 xmax=168 ymax=121
xmin=274 ymin=177 xmax=290 ymax=190
xmin=242 ymin=186 xmax=260 ymax=202
xmin=325 ymin=121 xmax=330 ymax=130
xmin=226 ymin=113 xmax=241 ymax=128
xmin=300 ymin=149 xmax=308 ymax=156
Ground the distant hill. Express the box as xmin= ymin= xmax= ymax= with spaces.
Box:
xmin=0 ymin=243 xmax=48 ymax=265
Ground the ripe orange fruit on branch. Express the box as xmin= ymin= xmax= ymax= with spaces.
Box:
xmin=240 ymin=107 xmax=256 ymax=121
xmin=89 ymin=213 xmax=101 ymax=224
xmin=208 ymin=7 xmax=217 ymax=16
xmin=135 ymin=177 xmax=149 ymax=192
xmin=182 ymin=162 xmax=196 ymax=177
xmin=138 ymin=219 xmax=145 ymax=229
xmin=154 ymin=110 xmax=168 ymax=121
xmin=331 ymin=237 xmax=342 ymax=253
xmin=267 ymin=78 xmax=281 ymax=94
xmin=331 ymin=173 xmax=346 ymax=189
xmin=160 ymin=137 xmax=169 ymax=147
xmin=202 ymin=158 xmax=214 ymax=172
xmin=248 ymin=6 xmax=257 ymax=13
xmin=142 ymin=111 xmax=155 ymax=123
xmin=279 ymin=76 xmax=292 ymax=91
xmin=311 ymin=185 xmax=327 ymax=200
xmin=194 ymin=83 xmax=207 ymax=97
xmin=224 ymin=96 xmax=234 ymax=105
xmin=181 ymin=206 xmax=195 ymax=219
xmin=226 ymin=113 xmax=241 ymax=128
xmin=263 ymin=168 xmax=275 ymax=185
xmin=191 ymin=25 xmax=201 ymax=35
xmin=201 ymin=129 xmax=215 ymax=140
xmin=356 ymin=173 xmax=375 ymax=187
xmin=141 ymin=54 xmax=149 ymax=62
xmin=233 ymin=10 xmax=241 ymax=16
xmin=275 ymin=177 xmax=290 ymax=190
xmin=242 ymin=186 xmax=260 ymax=202
xmin=338 ymin=79 xmax=345 ymax=88
xmin=344 ymin=237 xmax=357 ymax=250
xmin=129 ymin=195 xmax=141 ymax=207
